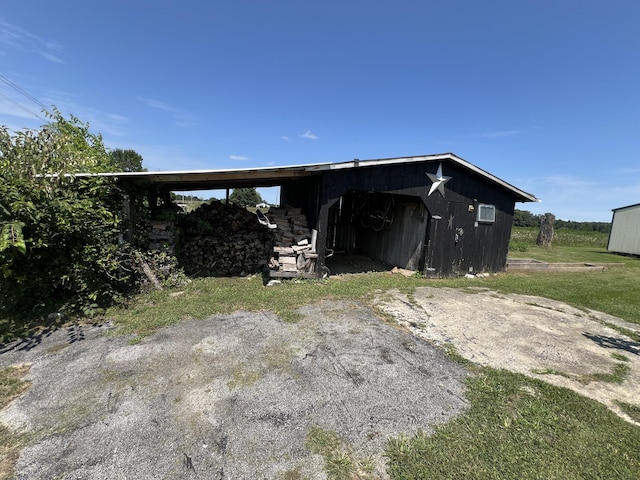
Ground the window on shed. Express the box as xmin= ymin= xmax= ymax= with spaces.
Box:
xmin=477 ymin=204 xmax=496 ymax=223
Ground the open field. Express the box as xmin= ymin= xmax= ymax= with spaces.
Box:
xmin=500 ymin=227 xmax=640 ymax=325
xmin=510 ymin=226 xmax=610 ymax=249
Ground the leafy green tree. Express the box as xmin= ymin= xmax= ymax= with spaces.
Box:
xmin=0 ymin=110 xmax=138 ymax=321
xmin=513 ymin=209 xmax=611 ymax=233
xmin=513 ymin=209 xmax=540 ymax=227
xmin=171 ymin=193 xmax=204 ymax=202
xmin=229 ymin=187 xmax=263 ymax=208
xmin=555 ymin=219 xmax=611 ymax=233
xmin=109 ymin=148 xmax=146 ymax=172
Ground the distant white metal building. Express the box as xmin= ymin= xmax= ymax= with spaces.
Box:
xmin=608 ymin=203 xmax=640 ymax=256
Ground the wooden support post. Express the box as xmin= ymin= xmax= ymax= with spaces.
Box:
xmin=121 ymin=190 xmax=139 ymax=244
xmin=315 ymin=198 xmax=338 ymax=278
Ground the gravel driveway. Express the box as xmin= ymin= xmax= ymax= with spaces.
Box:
xmin=0 ymin=300 xmax=468 ymax=479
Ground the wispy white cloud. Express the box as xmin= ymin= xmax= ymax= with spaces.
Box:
xmin=280 ymin=135 xmax=292 ymax=141
xmin=137 ymin=96 xmax=198 ymax=128
xmin=0 ymin=88 xmax=43 ymax=122
xmin=541 ymin=175 xmax=598 ymax=188
xmin=45 ymin=40 xmax=63 ymax=51
xmin=34 ymin=88 xmax=131 ymax=137
xmin=86 ymin=110 xmax=129 ymax=137
xmin=479 ymin=130 xmax=521 ymax=138
xmin=137 ymin=97 xmax=178 ymax=113
xmin=0 ymin=78 xmax=130 ymax=138
xmin=124 ymin=144 xmax=211 ymax=172
xmin=0 ymin=19 xmax=65 ymax=64
xmin=299 ymin=130 xmax=318 ymax=140
xmin=515 ymin=173 xmax=640 ymax=221
xmin=229 ymin=155 xmax=249 ymax=161
xmin=0 ymin=78 xmax=50 ymax=132
xmin=39 ymin=52 xmax=64 ymax=64
xmin=106 ymin=113 xmax=129 ymax=123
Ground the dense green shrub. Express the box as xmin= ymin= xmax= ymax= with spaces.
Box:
xmin=0 ymin=111 xmax=140 ymax=318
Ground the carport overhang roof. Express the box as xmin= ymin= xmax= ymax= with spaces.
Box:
xmin=68 ymin=153 xmax=538 ymax=202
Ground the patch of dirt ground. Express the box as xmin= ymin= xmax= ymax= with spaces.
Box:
xmin=375 ymin=286 xmax=640 ymax=424
xmin=0 ymin=300 xmax=468 ymax=479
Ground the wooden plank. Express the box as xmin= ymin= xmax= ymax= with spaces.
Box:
xmin=269 ymin=270 xmax=316 ymax=278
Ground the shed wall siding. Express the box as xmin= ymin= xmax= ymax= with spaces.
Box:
xmin=422 ymin=162 xmax=515 ymax=276
xmin=358 ymin=200 xmax=428 ymax=270
xmin=318 ymin=161 xmax=517 ymax=276
xmin=608 ymin=205 xmax=640 ymax=255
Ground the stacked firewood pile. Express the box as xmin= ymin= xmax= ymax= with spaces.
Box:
xmin=268 ymin=207 xmax=310 ymax=245
xmin=176 ymin=200 xmax=274 ymax=277
xmin=149 ymin=220 xmax=178 ymax=252
xmin=267 ymin=207 xmax=317 ymax=277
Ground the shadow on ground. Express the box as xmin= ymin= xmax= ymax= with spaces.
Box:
xmin=583 ymin=332 xmax=640 ymax=356
xmin=325 ymin=253 xmax=393 ymax=275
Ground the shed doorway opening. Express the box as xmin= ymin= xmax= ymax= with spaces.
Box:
xmin=325 ymin=190 xmax=430 ymax=274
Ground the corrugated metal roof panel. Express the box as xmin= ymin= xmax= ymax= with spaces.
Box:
xmin=56 ymin=153 xmax=538 ymax=202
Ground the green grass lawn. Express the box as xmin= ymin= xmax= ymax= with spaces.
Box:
xmin=2 ymin=225 xmax=640 ymax=479
xmin=103 ymin=273 xmax=426 ymax=338
xmin=386 ymin=368 xmax=640 ymax=479
xmin=496 ymin=227 xmax=640 ymax=325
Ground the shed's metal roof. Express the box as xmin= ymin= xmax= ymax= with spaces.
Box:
xmin=612 ymin=202 xmax=640 ymax=212
xmin=71 ymin=153 xmax=538 ymax=202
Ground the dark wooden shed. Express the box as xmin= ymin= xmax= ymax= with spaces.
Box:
xmin=279 ymin=154 xmax=537 ymax=276
xmin=90 ymin=153 xmax=537 ymax=277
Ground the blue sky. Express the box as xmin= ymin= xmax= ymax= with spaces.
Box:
xmin=1 ymin=0 xmax=639 ymax=221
